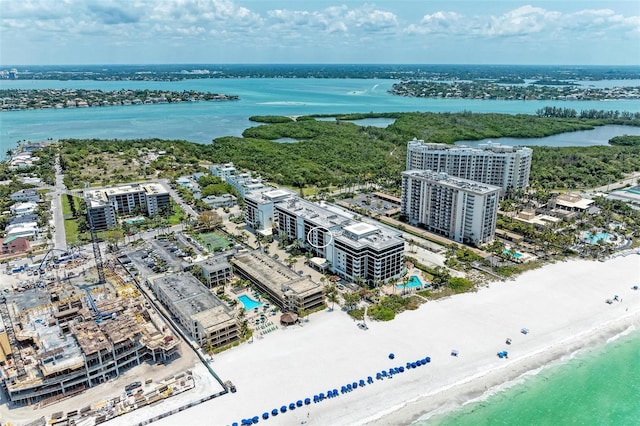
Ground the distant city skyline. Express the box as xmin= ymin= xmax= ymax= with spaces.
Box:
xmin=1 ymin=0 xmax=639 ymax=66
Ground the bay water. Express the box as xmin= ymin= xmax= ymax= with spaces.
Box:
xmin=2 ymin=78 xmax=640 ymax=158
xmin=2 ymin=76 xmax=640 ymax=424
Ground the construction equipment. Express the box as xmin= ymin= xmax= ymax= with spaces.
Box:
xmin=47 ymin=185 xmax=106 ymax=285
xmin=0 ymin=296 xmax=26 ymax=379
xmin=83 ymin=289 xmax=114 ymax=322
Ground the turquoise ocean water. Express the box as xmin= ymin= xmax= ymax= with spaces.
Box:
xmin=419 ymin=328 xmax=640 ymax=426
xmin=2 ymin=76 xmax=640 ymax=423
xmin=2 ymin=77 xmax=640 ymax=158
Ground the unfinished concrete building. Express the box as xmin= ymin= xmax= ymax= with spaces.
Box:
xmin=232 ymin=250 xmax=324 ymax=313
xmin=0 ymin=285 xmax=179 ymax=406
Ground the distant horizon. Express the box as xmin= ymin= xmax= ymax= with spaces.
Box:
xmin=2 ymin=63 xmax=640 ymax=68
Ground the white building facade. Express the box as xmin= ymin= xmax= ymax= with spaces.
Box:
xmin=274 ymin=198 xmax=405 ymax=285
xmin=401 ymin=170 xmax=501 ymax=245
xmin=85 ymin=183 xmax=171 ymax=230
xmin=406 ymin=139 xmax=533 ymax=193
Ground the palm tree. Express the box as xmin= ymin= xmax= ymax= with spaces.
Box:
xmin=325 ymin=285 xmax=338 ymax=311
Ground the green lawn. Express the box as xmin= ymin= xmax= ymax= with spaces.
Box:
xmin=60 ymin=194 xmax=81 ymax=243
xmin=167 ymin=202 xmax=184 ymax=225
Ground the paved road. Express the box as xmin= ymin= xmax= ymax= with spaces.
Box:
xmin=157 ymin=179 xmax=199 ymax=219
xmin=589 ymin=171 xmax=640 ymax=193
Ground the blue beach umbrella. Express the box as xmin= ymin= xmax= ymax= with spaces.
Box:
xmin=289 ymin=403 xmax=296 ymax=410
xmin=252 ymin=416 xmax=259 ymax=424
xmin=262 ymin=412 xmax=269 ymax=420
xmin=271 ymin=409 xmax=278 ymax=416
xmin=389 ymin=353 xmax=395 ymax=359
xmin=359 ymin=379 xmax=366 ymax=387
xmin=280 ymin=406 xmax=287 ymax=413
xmin=297 ymin=400 xmax=303 ymax=407
xmin=304 ymin=398 xmax=311 ymax=405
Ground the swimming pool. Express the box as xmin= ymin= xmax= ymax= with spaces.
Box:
xmin=397 ymin=275 xmax=424 ymax=289
xmin=584 ymin=232 xmax=611 ymax=244
xmin=238 ymin=295 xmax=262 ymax=311
xmin=503 ymin=249 xmax=523 ymax=259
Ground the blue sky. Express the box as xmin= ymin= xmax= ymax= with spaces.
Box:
xmin=1 ymin=0 xmax=639 ymax=65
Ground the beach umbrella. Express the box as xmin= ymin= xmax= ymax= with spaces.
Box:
xmin=388 ymin=353 xmax=395 ymax=359
xmin=411 ymin=362 xmax=417 ymax=368
xmin=367 ymin=376 xmax=374 ymax=384
xmin=297 ymin=400 xmax=303 ymax=407
xmin=262 ymin=413 xmax=269 ymax=420
xmin=304 ymin=398 xmax=311 ymax=405
xmin=359 ymin=379 xmax=366 ymax=387
xmin=233 ymin=423 xmax=238 ymax=426
xmin=313 ymin=395 xmax=319 ymax=403
xmin=280 ymin=406 xmax=287 ymax=413
xmin=319 ymin=392 xmax=325 ymax=399
xmin=416 ymin=359 xmax=422 ymax=366
xmin=425 ymin=357 xmax=431 ymax=363
xmin=271 ymin=409 xmax=278 ymax=416
xmin=341 ymin=386 xmax=347 ymax=394
xmin=333 ymin=389 xmax=339 ymax=397
xmin=353 ymin=382 xmax=358 ymax=389
xmin=252 ymin=416 xmax=259 ymax=424
xmin=327 ymin=390 xmax=333 ymax=398
xmin=399 ymin=366 xmax=405 ymax=372
xmin=381 ymin=370 xmax=387 ymax=377
xmin=376 ymin=373 xmax=382 ymax=379
xmin=289 ymin=403 xmax=296 ymax=410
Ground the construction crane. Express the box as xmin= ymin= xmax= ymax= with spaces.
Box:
xmin=83 ymin=288 xmax=114 ymax=322
xmin=40 ymin=184 xmax=106 ymax=286
xmin=37 ymin=248 xmax=78 ymax=273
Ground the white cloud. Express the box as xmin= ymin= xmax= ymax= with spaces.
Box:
xmin=0 ymin=1 xmax=638 ymax=64
xmin=405 ymin=11 xmax=462 ymax=35
xmin=481 ymin=5 xmax=561 ymax=37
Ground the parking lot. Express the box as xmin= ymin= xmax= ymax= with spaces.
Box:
xmin=341 ymin=192 xmax=401 ymax=217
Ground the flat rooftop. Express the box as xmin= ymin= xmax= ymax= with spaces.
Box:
xmin=403 ymin=169 xmax=502 ymax=195
xmin=276 ymin=197 xmax=404 ymax=250
xmin=409 ymin=139 xmax=532 ymax=154
xmin=152 ymin=272 xmax=229 ymax=318
xmin=85 ymin=182 xmax=169 ymax=202
xmin=195 ymin=254 xmax=232 ymax=273
xmin=232 ymin=250 xmax=321 ymax=298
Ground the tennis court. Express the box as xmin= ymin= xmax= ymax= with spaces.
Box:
xmin=198 ymin=232 xmax=231 ymax=251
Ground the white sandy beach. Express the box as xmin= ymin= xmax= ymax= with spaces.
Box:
xmin=103 ymin=255 xmax=640 ymax=426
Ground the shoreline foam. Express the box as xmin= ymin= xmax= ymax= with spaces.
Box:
xmin=103 ymin=255 xmax=639 ymax=426
xmin=394 ymin=317 xmax=639 ymax=425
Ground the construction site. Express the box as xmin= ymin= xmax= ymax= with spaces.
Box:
xmin=0 ymin=239 xmax=184 ymax=424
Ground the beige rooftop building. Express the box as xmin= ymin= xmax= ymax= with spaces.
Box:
xmin=232 ymin=250 xmax=324 ymax=314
